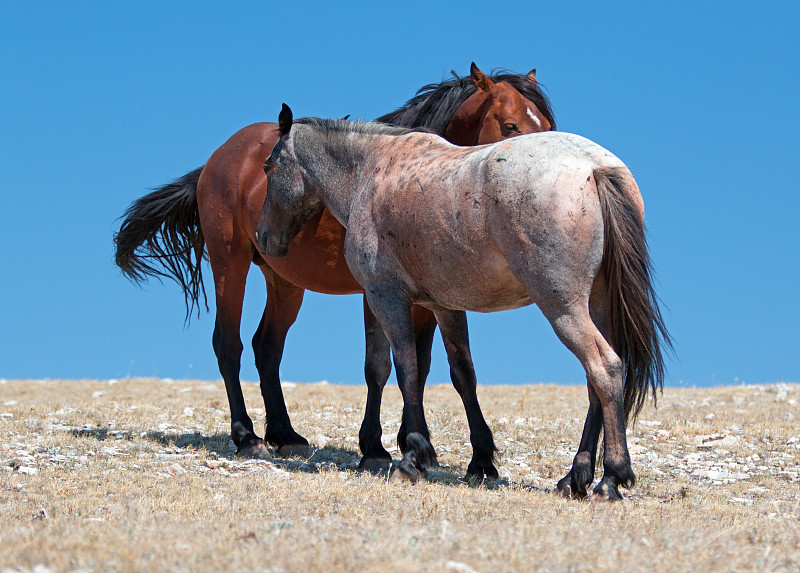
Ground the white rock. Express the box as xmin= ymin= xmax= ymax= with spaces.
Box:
xmin=164 ymin=463 xmax=187 ymax=476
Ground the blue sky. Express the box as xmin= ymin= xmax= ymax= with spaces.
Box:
xmin=1 ymin=2 xmax=798 ymax=386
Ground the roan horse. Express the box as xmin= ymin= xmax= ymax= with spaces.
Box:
xmin=114 ymin=64 xmax=555 ymax=476
xmin=255 ymin=106 xmax=671 ymax=500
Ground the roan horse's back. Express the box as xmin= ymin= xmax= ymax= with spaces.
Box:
xmin=361 ymin=131 xmax=638 ymax=314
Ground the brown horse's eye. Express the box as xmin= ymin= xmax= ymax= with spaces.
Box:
xmin=504 ymin=122 xmax=519 ymax=133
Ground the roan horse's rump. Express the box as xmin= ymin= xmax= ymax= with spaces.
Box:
xmin=256 ymin=107 xmax=670 ymax=500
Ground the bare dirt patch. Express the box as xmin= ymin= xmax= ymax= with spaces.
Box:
xmin=1 ymin=378 xmax=798 ymax=572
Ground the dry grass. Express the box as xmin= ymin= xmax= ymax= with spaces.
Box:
xmin=1 ymin=377 xmax=798 ymax=572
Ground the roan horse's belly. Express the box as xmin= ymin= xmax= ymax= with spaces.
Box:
xmin=397 ymin=243 xmax=532 ymax=313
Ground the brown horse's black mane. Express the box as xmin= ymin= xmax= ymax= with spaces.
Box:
xmin=375 ymin=69 xmax=557 ymax=134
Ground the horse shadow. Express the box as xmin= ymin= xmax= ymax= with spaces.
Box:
xmin=66 ymin=426 xmax=548 ymax=491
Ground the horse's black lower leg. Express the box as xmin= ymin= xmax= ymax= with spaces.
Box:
xmin=397 ymin=305 xmax=437 ymax=455
xmin=252 ymin=273 xmax=309 ymax=456
xmin=591 ymin=387 xmax=635 ymax=501
xmin=434 ymin=309 xmax=498 ymax=482
xmin=541 ymin=304 xmax=634 ymax=501
xmin=208 ymin=251 xmax=271 ymax=458
xmin=213 ymin=319 xmax=265 ymax=456
xmin=364 ymin=291 xmax=435 ymax=482
xmin=358 ymin=296 xmax=392 ymax=471
xmin=557 ymin=385 xmax=602 ymax=498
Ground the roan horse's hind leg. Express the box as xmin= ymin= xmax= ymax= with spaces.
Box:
xmin=557 ymin=278 xmax=616 ymax=498
xmin=252 ymin=267 xmax=310 ymax=456
xmin=541 ymin=304 xmax=635 ymax=501
xmin=556 ymin=385 xmax=602 ymax=498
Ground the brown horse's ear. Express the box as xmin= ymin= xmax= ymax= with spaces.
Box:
xmin=278 ymin=103 xmax=293 ymax=136
xmin=526 ymin=68 xmax=538 ymax=85
xmin=470 ymin=62 xmax=494 ymax=93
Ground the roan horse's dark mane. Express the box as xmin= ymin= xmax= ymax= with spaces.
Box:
xmin=293 ymin=116 xmax=430 ymax=138
xmin=375 ymin=69 xmax=557 ymax=134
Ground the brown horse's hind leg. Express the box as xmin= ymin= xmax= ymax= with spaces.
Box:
xmin=433 ymin=308 xmax=499 ymax=483
xmin=252 ymin=268 xmax=310 ymax=457
xmin=358 ymin=296 xmax=393 ymax=472
xmin=208 ymin=245 xmax=269 ymax=458
xmin=541 ymin=304 xmax=634 ymax=501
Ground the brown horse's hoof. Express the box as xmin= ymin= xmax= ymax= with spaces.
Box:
xmin=359 ymin=457 xmax=393 ymax=474
xmin=236 ymin=441 xmax=272 ymax=460
xmin=277 ymin=444 xmax=312 ymax=458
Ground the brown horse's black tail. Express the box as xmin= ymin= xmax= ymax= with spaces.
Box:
xmin=114 ymin=166 xmax=207 ymax=322
xmin=594 ymin=166 xmax=672 ymax=424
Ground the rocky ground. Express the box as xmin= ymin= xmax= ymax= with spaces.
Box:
xmin=1 ymin=378 xmax=798 ymax=572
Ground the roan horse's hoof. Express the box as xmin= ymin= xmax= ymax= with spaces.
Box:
xmin=589 ymin=479 xmax=624 ymax=502
xmin=391 ymin=457 xmax=427 ymax=483
xmin=555 ymin=475 xmax=588 ymax=500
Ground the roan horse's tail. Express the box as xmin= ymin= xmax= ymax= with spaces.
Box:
xmin=594 ymin=166 xmax=672 ymax=423
xmin=114 ymin=166 xmax=207 ymax=322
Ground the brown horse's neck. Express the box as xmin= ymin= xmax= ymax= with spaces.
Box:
xmin=443 ymin=92 xmax=490 ymax=146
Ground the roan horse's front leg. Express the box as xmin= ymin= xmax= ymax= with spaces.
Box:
xmin=359 ymin=301 xmax=440 ymax=472
xmin=363 ymin=291 xmax=437 ymax=481
xmin=358 ymin=296 xmax=394 ymax=471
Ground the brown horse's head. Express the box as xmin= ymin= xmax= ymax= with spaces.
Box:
xmin=444 ymin=63 xmax=552 ymax=145
xmin=255 ymin=104 xmax=324 ymax=258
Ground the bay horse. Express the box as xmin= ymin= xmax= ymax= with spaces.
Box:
xmin=114 ymin=64 xmax=555 ymax=476
xmin=255 ymin=106 xmax=670 ymax=500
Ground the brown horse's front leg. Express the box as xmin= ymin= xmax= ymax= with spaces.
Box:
xmin=252 ymin=269 xmax=310 ymax=457
xmin=433 ymin=308 xmax=498 ymax=483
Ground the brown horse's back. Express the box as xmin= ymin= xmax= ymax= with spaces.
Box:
xmin=197 ymin=122 xmax=361 ymax=295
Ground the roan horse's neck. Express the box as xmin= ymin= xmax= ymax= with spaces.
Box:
xmin=292 ymin=126 xmax=385 ymax=227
